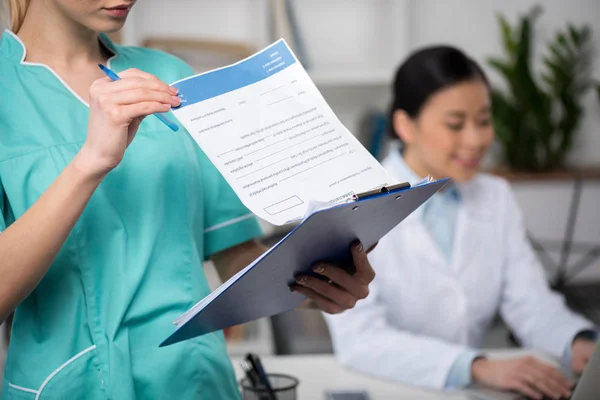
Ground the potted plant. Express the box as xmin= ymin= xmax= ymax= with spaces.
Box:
xmin=488 ymin=6 xmax=598 ymax=172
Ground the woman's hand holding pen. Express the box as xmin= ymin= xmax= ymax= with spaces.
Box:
xmin=291 ymin=242 xmax=376 ymax=314
xmin=75 ymin=69 xmax=180 ymax=177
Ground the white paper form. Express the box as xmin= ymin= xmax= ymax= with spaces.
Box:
xmin=170 ymin=39 xmax=394 ymax=225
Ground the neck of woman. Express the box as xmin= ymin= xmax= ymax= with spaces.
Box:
xmin=16 ymin=1 xmax=107 ymax=67
xmin=402 ymin=147 xmax=434 ymax=181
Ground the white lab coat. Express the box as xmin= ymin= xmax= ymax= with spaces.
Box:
xmin=323 ymin=149 xmax=594 ymax=389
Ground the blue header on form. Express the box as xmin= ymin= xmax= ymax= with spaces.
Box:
xmin=172 ymin=40 xmax=297 ymax=108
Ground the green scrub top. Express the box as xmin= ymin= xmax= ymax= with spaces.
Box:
xmin=0 ymin=30 xmax=262 ymax=399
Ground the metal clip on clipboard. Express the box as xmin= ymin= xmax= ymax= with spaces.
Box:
xmin=353 ymin=182 xmax=412 ymax=201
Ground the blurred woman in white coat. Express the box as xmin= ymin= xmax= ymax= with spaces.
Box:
xmin=324 ymin=46 xmax=597 ymax=400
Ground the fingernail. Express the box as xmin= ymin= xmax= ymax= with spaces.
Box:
xmin=296 ymin=276 xmax=308 ymax=286
xmin=355 ymin=242 xmax=363 ymax=253
xmin=169 ymin=86 xmax=178 ymax=94
xmin=313 ymin=265 xmax=325 ymax=273
xmin=172 ymin=96 xmax=181 ymax=104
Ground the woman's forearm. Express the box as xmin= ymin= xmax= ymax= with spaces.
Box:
xmin=0 ymin=150 xmax=104 ymax=322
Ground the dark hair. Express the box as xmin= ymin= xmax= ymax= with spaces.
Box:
xmin=388 ymin=45 xmax=489 ymax=139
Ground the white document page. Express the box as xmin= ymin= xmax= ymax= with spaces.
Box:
xmin=170 ymin=39 xmax=394 ymax=225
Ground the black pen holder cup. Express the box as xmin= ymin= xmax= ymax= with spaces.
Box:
xmin=240 ymin=373 xmax=299 ymax=400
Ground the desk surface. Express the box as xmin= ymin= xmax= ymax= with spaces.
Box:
xmin=232 ymin=354 xmax=466 ymax=399
xmin=231 ymin=352 xmax=557 ymax=400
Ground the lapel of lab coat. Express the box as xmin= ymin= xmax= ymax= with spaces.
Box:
xmin=383 ymin=149 xmax=494 ymax=276
xmin=382 ymin=150 xmax=450 ymax=273
xmin=451 ymin=179 xmax=494 ymax=277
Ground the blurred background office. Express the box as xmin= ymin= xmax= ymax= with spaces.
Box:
xmin=1 ymin=0 xmax=599 ymax=380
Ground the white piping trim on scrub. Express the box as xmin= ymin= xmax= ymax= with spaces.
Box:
xmin=7 ymin=383 xmax=39 ymax=395
xmin=3 ymin=29 xmax=118 ymax=109
xmin=203 ymin=213 xmax=254 ymax=233
xmin=35 ymin=344 xmax=97 ymax=400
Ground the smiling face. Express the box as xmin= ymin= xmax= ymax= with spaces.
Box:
xmin=394 ymin=79 xmax=494 ymax=183
xmin=49 ymin=0 xmax=136 ymax=32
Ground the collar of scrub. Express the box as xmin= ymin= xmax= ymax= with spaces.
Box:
xmin=0 ymin=28 xmax=119 ymax=65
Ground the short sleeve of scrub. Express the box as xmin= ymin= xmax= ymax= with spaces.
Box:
xmin=0 ymin=183 xmax=5 ymax=232
xmin=0 ymin=180 xmax=14 ymax=232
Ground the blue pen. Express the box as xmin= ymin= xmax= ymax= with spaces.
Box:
xmin=98 ymin=64 xmax=179 ymax=132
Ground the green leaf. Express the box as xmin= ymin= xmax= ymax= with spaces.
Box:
xmin=569 ymin=25 xmax=581 ymax=45
xmin=498 ymin=14 xmax=517 ymax=55
xmin=487 ymin=58 xmax=515 ymax=82
xmin=579 ymin=26 xmax=591 ymax=46
xmin=490 ymin=90 xmax=525 ymax=161
xmin=543 ymin=59 xmax=569 ymax=88
xmin=518 ymin=16 xmax=533 ymax=63
xmin=547 ymin=43 xmax=569 ymax=65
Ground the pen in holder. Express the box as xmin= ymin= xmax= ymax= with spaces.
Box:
xmin=241 ymin=354 xmax=299 ymax=400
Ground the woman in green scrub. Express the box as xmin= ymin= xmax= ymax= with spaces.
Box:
xmin=0 ymin=1 xmax=375 ymax=398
